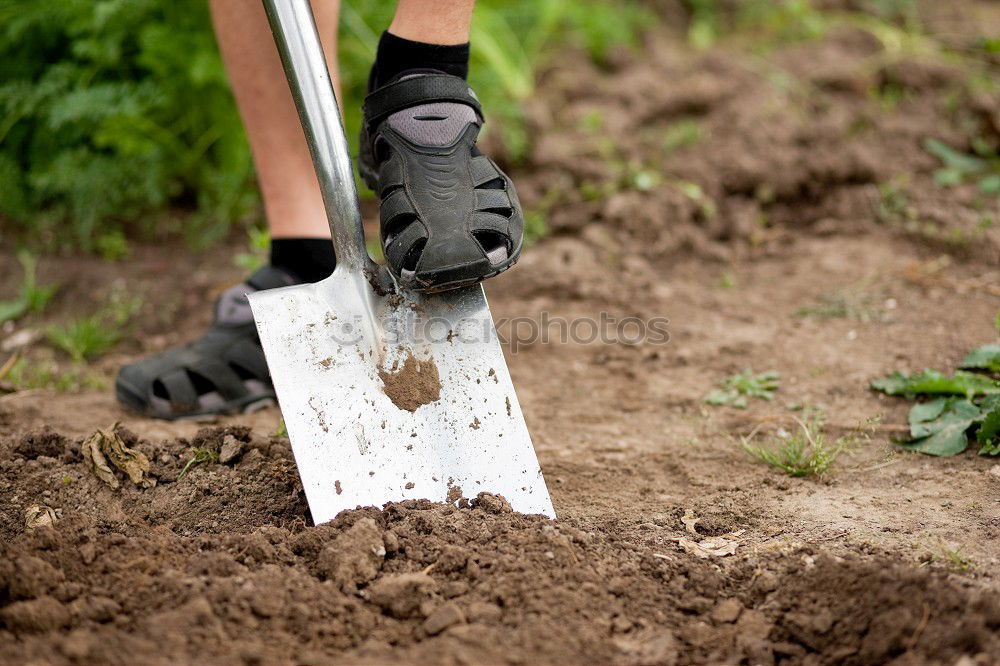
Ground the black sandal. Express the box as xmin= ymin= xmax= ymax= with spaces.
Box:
xmin=115 ymin=266 xmax=296 ymax=420
xmin=359 ymin=72 xmax=523 ymax=292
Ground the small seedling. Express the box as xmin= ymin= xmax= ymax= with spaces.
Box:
xmin=662 ymin=119 xmax=703 ymax=154
xmin=234 ymin=226 xmax=270 ymax=271
xmin=272 ymin=418 xmax=289 ymax=438
xmin=0 ymin=251 xmax=59 ymax=324
xmin=4 ymin=357 xmax=105 ymax=392
xmin=178 ymin=447 xmax=220 ymax=480
xmin=740 ymin=416 xmax=864 ymax=477
xmin=705 ymin=369 xmax=780 ymax=408
xmin=795 ymin=277 xmax=892 ymax=323
xmin=924 ymin=138 xmax=1000 ymax=197
xmin=46 ymin=290 xmax=141 ymax=362
xmin=95 ymin=230 xmax=130 ymax=261
xmin=933 ymin=541 xmax=974 ymax=572
xmin=47 ymin=315 xmax=122 ymax=363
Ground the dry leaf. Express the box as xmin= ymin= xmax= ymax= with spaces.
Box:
xmin=24 ymin=504 xmax=57 ymax=530
xmin=674 ymin=535 xmax=738 ymax=558
xmin=81 ymin=423 xmax=153 ymax=489
xmin=681 ymin=509 xmax=700 ymax=535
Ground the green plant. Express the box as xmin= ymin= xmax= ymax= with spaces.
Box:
xmin=683 ymin=0 xmax=723 ymax=49
xmin=178 ymin=446 xmax=219 ymax=480
xmin=705 ymin=369 xmax=780 ymax=408
xmin=924 ymin=138 xmax=1000 ymax=197
xmin=871 ymin=326 xmax=1000 ymax=455
xmin=0 ymin=251 xmax=59 ymax=324
xmin=795 ymin=278 xmax=892 ymax=322
xmin=46 ymin=291 xmax=140 ymax=362
xmin=0 ymin=0 xmax=257 ymax=251
xmin=234 ymin=225 xmax=270 ymax=272
xmin=933 ymin=541 xmax=974 ymax=572
xmin=662 ymin=119 xmax=703 ymax=154
xmin=95 ymin=229 xmax=130 ymax=261
xmin=47 ymin=316 xmax=121 ymax=363
xmin=959 ymin=344 xmax=1000 ymax=373
xmin=740 ymin=416 xmax=863 ymax=477
xmin=871 ymin=369 xmax=999 ymax=399
xmin=4 ymin=356 xmax=105 ymax=392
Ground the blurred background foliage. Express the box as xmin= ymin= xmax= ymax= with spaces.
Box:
xmin=0 ymin=0 xmax=652 ymax=255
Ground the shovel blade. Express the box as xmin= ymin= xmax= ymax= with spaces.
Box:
xmin=248 ymin=269 xmax=555 ymax=524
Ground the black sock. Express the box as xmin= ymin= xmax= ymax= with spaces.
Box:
xmin=269 ymin=238 xmax=336 ymax=283
xmin=369 ymin=31 xmax=470 ymax=91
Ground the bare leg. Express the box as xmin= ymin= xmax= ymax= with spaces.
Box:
xmin=388 ymin=0 xmax=475 ymax=44
xmin=209 ymin=0 xmax=341 ymax=239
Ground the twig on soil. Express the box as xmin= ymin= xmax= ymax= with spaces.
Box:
xmin=906 ymin=602 xmax=931 ymax=651
xmin=0 ymin=388 xmax=51 ymax=403
xmin=0 ymin=353 xmax=18 ymax=382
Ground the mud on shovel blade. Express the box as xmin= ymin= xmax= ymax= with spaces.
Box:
xmin=250 ymin=0 xmax=555 ymax=524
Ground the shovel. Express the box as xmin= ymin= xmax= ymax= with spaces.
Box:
xmin=249 ymin=0 xmax=555 ymax=524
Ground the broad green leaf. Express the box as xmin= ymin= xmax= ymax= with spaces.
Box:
xmin=959 ymin=344 xmax=1000 ymax=373
xmin=908 ymin=397 xmax=948 ymax=437
xmin=924 ymin=138 xmax=987 ymax=175
xmin=871 ymin=369 xmax=1000 ymax=399
xmin=902 ymin=399 xmax=980 ymax=456
xmin=977 ymin=407 xmax=1000 ymax=456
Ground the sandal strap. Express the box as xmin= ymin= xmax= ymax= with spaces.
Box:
xmin=363 ymin=73 xmax=482 ymax=128
xmin=384 ymin=219 xmax=427 ymax=270
xmin=160 ymin=368 xmax=199 ymax=410
xmin=469 ymin=155 xmax=502 ymax=187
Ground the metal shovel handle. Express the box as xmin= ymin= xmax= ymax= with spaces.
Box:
xmin=262 ymin=0 xmax=375 ymax=274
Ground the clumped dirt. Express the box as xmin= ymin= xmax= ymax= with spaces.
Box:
xmin=3 ymin=0 xmax=1000 ymax=663
xmin=378 ymin=352 xmax=442 ymax=413
xmin=2 ymin=425 xmax=998 ymax=665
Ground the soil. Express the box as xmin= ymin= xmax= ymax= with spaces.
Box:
xmin=3 ymin=1 xmax=1000 ymax=664
xmin=378 ymin=353 xmax=442 ymax=413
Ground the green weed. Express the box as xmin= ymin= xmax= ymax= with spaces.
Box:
xmin=4 ymin=357 xmax=105 ymax=392
xmin=872 ymin=323 xmax=1000 ymax=456
xmin=46 ymin=291 xmax=140 ymax=362
xmin=741 ymin=416 xmax=864 ymax=477
xmin=795 ymin=277 xmax=892 ymax=323
xmin=94 ymin=230 xmax=130 ymax=261
xmin=234 ymin=226 xmax=270 ymax=272
xmin=933 ymin=541 xmax=974 ymax=572
xmin=47 ymin=317 xmax=121 ymax=363
xmin=924 ymin=138 xmax=1000 ymax=197
xmin=0 ymin=0 xmax=258 ymax=252
xmin=0 ymin=251 xmax=58 ymax=324
xmin=178 ymin=447 xmax=219 ymax=480
xmin=705 ymin=369 xmax=780 ymax=408
xmin=662 ymin=119 xmax=704 ymax=154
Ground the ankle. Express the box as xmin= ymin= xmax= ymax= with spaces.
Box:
xmin=269 ymin=238 xmax=336 ymax=283
xmin=369 ymin=31 xmax=469 ymax=91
